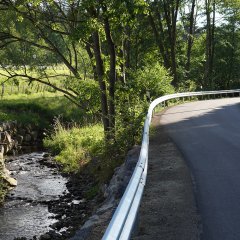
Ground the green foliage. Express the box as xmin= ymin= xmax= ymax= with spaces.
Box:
xmin=129 ymin=63 xmax=174 ymax=99
xmin=44 ymin=119 xmax=104 ymax=172
xmin=1 ymin=0 xmax=240 ymax=189
xmin=43 ymin=109 xmax=142 ymax=182
xmin=177 ymin=80 xmax=197 ymax=92
xmin=115 ymin=63 xmax=174 ymax=151
xmin=64 ymin=78 xmax=101 ymax=115
xmin=212 ymin=11 xmax=240 ymax=89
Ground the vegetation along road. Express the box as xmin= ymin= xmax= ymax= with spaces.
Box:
xmin=0 ymin=0 xmax=240 ymax=239
xmin=160 ymin=98 xmax=240 ymax=240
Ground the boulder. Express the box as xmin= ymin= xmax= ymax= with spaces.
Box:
xmin=18 ymin=128 xmax=26 ymax=136
xmin=2 ymin=168 xmax=17 ymax=186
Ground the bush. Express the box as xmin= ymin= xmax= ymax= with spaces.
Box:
xmin=129 ymin=63 xmax=174 ymax=100
xmin=114 ymin=63 xmax=174 ymax=151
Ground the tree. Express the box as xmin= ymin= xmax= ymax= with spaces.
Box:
xmin=148 ymin=0 xmax=182 ymax=86
xmin=0 ymin=0 xmax=149 ymax=141
xmin=213 ymin=0 xmax=240 ymax=88
xmin=184 ymin=0 xmax=199 ymax=75
xmin=204 ymin=0 xmax=216 ymax=89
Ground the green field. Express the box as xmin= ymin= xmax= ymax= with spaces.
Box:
xmin=0 ymin=92 xmax=83 ymax=127
xmin=0 ymin=66 xmax=71 ymax=97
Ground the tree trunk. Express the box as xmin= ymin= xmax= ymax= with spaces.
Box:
xmin=119 ymin=42 xmax=126 ymax=84
xmin=103 ymin=15 xmax=116 ymax=136
xmin=125 ymin=26 xmax=131 ymax=70
xmin=204 ymin=0 xmax=215 ymax=89
xmin=209 ymin=0 xmax=215 ymax=89
xmin=92 ymin=31 xmax=110 ymax=136
xmin=162 ymin=0 xmax=180 ymax=86
xmin=120 ymin=26 xmax=131 ymax=83
xmin=229 ymin=15 xmax=236 ymax=86
xmin=85 ymin=42 xmax=98 ymax=81
xmin=204 ymin=0 xmax=210 ymax=88
xmin=148 ymin=13 xmax=170 ymax=69
xmin=186 ymin=0 xmax=196 ymax=74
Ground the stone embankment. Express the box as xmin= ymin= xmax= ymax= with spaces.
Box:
xmin=70 ymin=146 xmax=141 ymax=240
xmin=0 ymin=121 xmax=41 ymax=187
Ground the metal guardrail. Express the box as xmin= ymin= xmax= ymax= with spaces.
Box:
xmin=102 ymin=89 xmax=240 ymax=240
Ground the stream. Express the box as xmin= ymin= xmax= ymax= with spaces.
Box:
xmin=0 ymin=152 xmax=69 ymax=240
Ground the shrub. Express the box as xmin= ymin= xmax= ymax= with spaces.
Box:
xmin=129 ymin=62 xmax=174 ymax=100
xmin=114 ymin=63 xmax=174 ymax=152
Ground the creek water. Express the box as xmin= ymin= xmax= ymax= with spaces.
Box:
xmin=0 ymin=152 xmax=68 ymax=240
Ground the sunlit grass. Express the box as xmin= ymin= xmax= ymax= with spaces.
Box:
xmin=0 ymin=65 xmax=71 ymax=97
xmin=0 ymin=92 xmax=87 ymax=128
xmin=44 ymin=119 xmax=104 ymax=172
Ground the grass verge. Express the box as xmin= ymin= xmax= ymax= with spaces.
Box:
xmin=43 ymin=118 xmax=125 ymax=185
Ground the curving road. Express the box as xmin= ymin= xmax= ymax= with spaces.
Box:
xmin=161 ymin=97 xmax=240 ymax=240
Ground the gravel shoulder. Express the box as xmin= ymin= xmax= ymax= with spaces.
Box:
xmin=132 ymin=111 xmax=201 ymax=240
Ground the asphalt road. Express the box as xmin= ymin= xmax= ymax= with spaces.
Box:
xmin=161 ymin=97 xmax=240 ymax=240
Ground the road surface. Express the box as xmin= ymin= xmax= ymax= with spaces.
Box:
xmin=161 ymin=98 xmax=240 ymax=240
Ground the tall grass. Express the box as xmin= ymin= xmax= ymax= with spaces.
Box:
xmin=44 ymin=118 xmax=104 ymax=172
